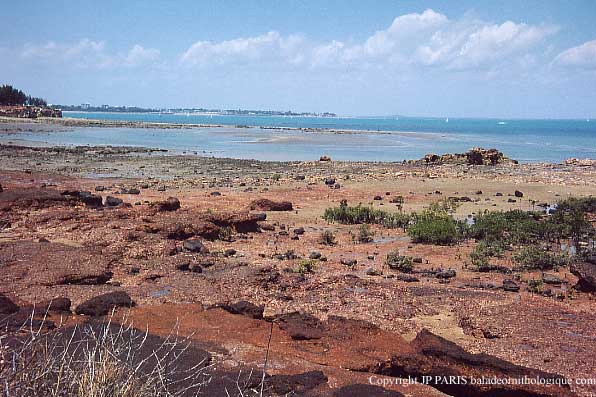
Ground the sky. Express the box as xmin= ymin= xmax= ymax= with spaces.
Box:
xmin=1 ymin=0 xmax=596 ymax=118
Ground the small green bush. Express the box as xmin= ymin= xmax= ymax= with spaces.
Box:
xmin=513 ymin=245 xmax=569 ymax=270
xmin=319 ymin=230 xmax=337 ymax=246
xmin=408 ymin=216 xmax=463 ymax=245
xmin=357 ymin=224 xmax=374 ymax=243
xmin=527 ymin=279 xmax=544 ymax=293
xmin=296 ymin=259 xmax=317 ymax=275
xmin=385 ymin=251 xmax=414 ymax=273
xmin=323 ymin=201 xmax=410 ymax=230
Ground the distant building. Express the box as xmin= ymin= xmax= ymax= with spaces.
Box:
xmin=81 ymin=103 xmax=91 ymax=109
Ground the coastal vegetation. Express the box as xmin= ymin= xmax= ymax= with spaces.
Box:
xmin=0 ymin=84 xmax=47 ymax=107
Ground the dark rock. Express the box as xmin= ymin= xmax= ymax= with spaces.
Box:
xmin=412 ymin=257 xmax=423 ymax=263
xmin=396 ymin=274 xmax=419 ymax=282
xmin=570 ymin=261 xmax=596 ymax=292
xmin=503 ymin=279 xmax=520 ymax=292
xmin=95 ymin=185 xmax=105 ymax=191
xmin=38 ymin=297 xmax=71 ymax=313
xmin=210 ymin=191 xmax=221 ymax=196
xmin=269 ymin=371 xmax=328 ymax=395
xmin=324 ymin=177 xmax=336 ymax=186
xmin=341 ymin=258 xmax=357 ymax=267
xmin=495 ymin=192 xmax=503 ymax=196
xmin=249 ymin=198 xmax=293 ymax=211
xmin=127 ymin=188 xmax=140 ymax=195
xmin=293 ymin=227 xmax=305 ymax=235
xmin=475 ymin=190 xmax=483 ymax=195
xmin=223 ymin=248 xmax=237 ymax=257
xmin=277 ymin=312 xmax=324 ymax=340
xmin=373 ymin=195 xmax=383 ymax=200
xmin=294 ymin=175 xmax=306 ymax=180
xmin=59 ymin=271 xmax=113 ymax=285
xmin=155 ymin=197 xmax=181 ymax=211
xmin=157 ymin=186 xmax=166 ymax=192
xmin=220 ymin=300 xmax=264 ymax=319
xmin=104 ymin=196 xmax=123 ymax=206
xmin=366 ymin=267 xmax=382 ymax=276
xmin=508 ymin=198 xmax=517 ymax=203
xmin=309 ymin=251 xmax=322 ymax=260
xmin=320 ymin=155 xmax=331 ymax=161
xmin=75 ymin=291 xmax=135 ymax=316
xmin=542 ymin=273 xmax=563 ymax=285
xmin=183 ymin=239 xmax=208 ymax=253
xmin=176 ymin=262 xmax=190 ymax=272
xmin=514 ymin=190 xmax=524 ymax=198
xmin=435 ymin=269 xmax=456 ymax=279
xmin=333 ymin=384 xmax=403 ymax=397
xmin=0 ymin=294 xmax=19 ymax=315
xmin=190 ymin=264 xmax=203 ymax=273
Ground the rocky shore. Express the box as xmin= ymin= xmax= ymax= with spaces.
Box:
xmin=1 ymin=134 xmax=596 ymax=396
xmin=0 ymin=105 xmax=62 ymax=119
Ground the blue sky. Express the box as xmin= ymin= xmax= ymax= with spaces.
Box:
xmin=2 ymin=0 xmax=596 ymax=118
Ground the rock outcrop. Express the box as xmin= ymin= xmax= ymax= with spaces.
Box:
xmin=0 ymin=105 xmax=62 ymax=118
xmin=420 ymin=147 xmax=515 ymax=166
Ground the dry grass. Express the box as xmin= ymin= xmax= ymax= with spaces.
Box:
xmin=1 ymin=311 xmax=213 ymax=397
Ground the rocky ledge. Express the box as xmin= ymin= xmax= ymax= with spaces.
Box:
xmin=0 ymin=105 xmax=62 ymax=118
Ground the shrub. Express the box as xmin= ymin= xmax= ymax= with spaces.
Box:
xmin=323 ymin=201 xmax=410 ymax=230
xmin=408 ymin=216 xmax=463 ymax=245
xmin=468 ymin=210 xmax=547 ymax=245
xmin=513 ymin=245 xmax=570 ymax=270
xmin=296 ymin=259 xmax=317 ymax=275
xmin=385 ymin=251 xmax=414 ymax=273
xmin=319 ymin=230 xmax=337 ymax=245
xmin=357 ymin=224 xmax=374 ymax=243
xmin=527 ymin=279 xmax=544 ymax=293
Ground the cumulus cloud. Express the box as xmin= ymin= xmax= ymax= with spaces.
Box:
xmin=553 ymin=39 xmax=596 ymax=69
xmin=180 ymin=31 xmax=305 ymax=66
xmin=21 ymin=39 xmax=160 ymax=68
xmin=311 ymin=9 xmax=557 ymax=70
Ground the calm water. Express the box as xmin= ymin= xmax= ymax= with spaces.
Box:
xmin=16 ymin=111 xmax=596 ymax=163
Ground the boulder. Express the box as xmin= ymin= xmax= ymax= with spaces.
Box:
xmin=38 ymin=297 xmax=71 ymax=313
xmin=75 ymin=291 xmax=135 ymax=316
xmin=435 ymin=269 xmax=456 ymax=279
xmin=183 ymin=238 xmax=208 ymax=253
xmin=155 ymin=197 xmax=181 ymax=212
xmin=570 ymin=260 xmax=596 ymax=292
xmin=104 ymin=196 xmax=123 ymax=206
xmin=503 ymin=279 xmax=520 ymax=292
xmin=249 ymin=198 xmax=293 ymax=211
xmin=375 ymin=329 xmax=575 ymax=397
xmin=514 ymin=190 xmax=524 ymax=198
xmin=324 ymin=177 xmax=336 ymax=186
xmin=220 ymin=301 xmax=264 ymax=319
xmin=0 ymin=294 xmax=19 ymax=315
xmin=542 ymin=273 xmax=563 ymax=285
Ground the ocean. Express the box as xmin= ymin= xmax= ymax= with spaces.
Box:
xmin=17 ymin=112 xmax=596 ymax=163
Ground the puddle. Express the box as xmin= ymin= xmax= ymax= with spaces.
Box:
xmin=150 ymin=287 xmax=172 ymax=298
xmin=373 ymin=236 xmax=409 ymax=244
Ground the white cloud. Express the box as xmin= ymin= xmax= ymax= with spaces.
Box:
xmin=180 ymin=31 xmax=305 ymax=66
xmin=124 ymin=45 xmax=160 ymax=66
xmin=311 ymin=10 xmax=557 ymax=70
xmin=21 ymin=39 xmax=160 ymax=68
xmin=553 ymin=39 xmax=596 ymax=69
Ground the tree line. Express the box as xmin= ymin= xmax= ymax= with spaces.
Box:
xmin=0 ymin=85 xmax=47 ymax=106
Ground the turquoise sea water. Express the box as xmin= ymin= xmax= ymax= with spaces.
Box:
xmin=17 ymin=112 xmax=596 ymax=163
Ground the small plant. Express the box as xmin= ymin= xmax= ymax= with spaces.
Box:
xmin=218 ymin=226 xmax=233 ymax=241
xmin=527 ymin=278 xmax=544 ymax=293
xmin=408 ymin=216 xmax=463 ymax=245
xmin=319 ymin=230 xmax=337 ymax=245
xmin=357 ymin=224 xmax=374 ymax=243
xmin=296 ymin=259 xmax=317 ymax=275
xmin=271 ymin=173 xmax=281 ymax=182
xmin=385 ymin=250 xmax=414 ymax=273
